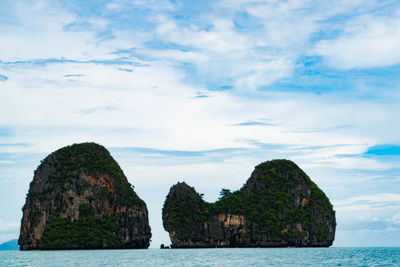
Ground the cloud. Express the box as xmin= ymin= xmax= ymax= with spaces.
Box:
xmin=333 ymin=193 xmax=400 ymax=246
xmin=147 ymin=3 xmax=306 ymax=90
xmin=79 ymin=105 xmax=117 ymax=114
xmin=291 ymin=125 xmax=352 ymax=133
xmin=0 ymin=220 xmax=19 ymax=233
xmin=2 ymin=0 xmax=398 ymax=93
xmin=391 ymin=213 xmax=400 ymax=225
xmin=334 ymin=194 xmax=400 ymax=207
xmin=0 ymin=2 xmax=95 ymax=61
xmin=117 ymin=68 xmax=133 ymax=73
xmin=335 ymin=227 xmax=400 ymax=246
xmin=1 ymin=58 xmax=145 ymax=67
xmin=0 ymin=160 xmax=14 ymax=165
xmin=156 ymin=18 xmax=252 ymax=53
xmin=314 ymin=13 xmax=400 ymax=69
xmin=0 ymin=220 xmax=19 ymax=244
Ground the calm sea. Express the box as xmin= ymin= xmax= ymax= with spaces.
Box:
xmin=1 ymin=247 xmax=399 ymax=266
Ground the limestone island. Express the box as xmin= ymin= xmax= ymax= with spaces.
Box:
xmin=19 ymin=143 xmax=151 ymax=250
xmin=162 ymin=159 xmax=336 ymax=248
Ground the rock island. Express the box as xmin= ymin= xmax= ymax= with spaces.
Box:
xmin=162 ymin=159 xmax=335 ymax=248
xmin=19 ymin=143 xmax=151 ymax=250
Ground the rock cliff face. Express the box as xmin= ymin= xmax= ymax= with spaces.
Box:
xmin=162 ymin=160 xmax=336 ymax=248
xmin=19 ymin=143 xmax=151 ymax=250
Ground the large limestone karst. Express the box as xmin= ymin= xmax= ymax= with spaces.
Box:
xmin=162 ymin=159 xmax=336 ymax=248
xmin=19 ymin=142 xmax=151 ymax=250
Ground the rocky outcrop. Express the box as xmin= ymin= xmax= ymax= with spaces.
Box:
xmin=19 ymin=143 xmax=151 ymax=250
xmin=162 ymin=160 xmax=336 ymax=248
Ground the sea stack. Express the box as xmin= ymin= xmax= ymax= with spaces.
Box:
xmin=162 ymin=159 xmax=336 ymax=248
xmin=19 ymin=142 xmax=151 ymax=250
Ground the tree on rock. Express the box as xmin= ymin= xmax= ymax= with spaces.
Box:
xmin=218 ymin=188 xmax=232 ymax=200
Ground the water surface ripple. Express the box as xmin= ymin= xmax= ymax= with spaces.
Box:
xmin=1 ymin=247 xmax=399 ymax=266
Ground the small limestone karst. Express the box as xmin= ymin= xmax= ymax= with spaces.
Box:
xmin=19 ymin=142 xmax=151 ymax=250
xmin=162 ymin=159 xmax=336 ymax=248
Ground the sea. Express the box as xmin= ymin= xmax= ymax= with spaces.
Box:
xmin=0 ymin=247 xmax=399 ymax=266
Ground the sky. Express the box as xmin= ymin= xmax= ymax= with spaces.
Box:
xmin=0 ymin=0 xmax=400 ymax=247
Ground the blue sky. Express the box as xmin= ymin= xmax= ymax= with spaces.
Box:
xmin=1 ymin=0 xmax=400 ymax=247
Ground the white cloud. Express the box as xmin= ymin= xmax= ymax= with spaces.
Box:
xmin=0 ymin=220 xmax=19 ymax=244
xmin=0 ymin=1 xmax=150 ymax=63
xmin=0 ymin=220 xmax=19 ymax=233
xmin=147 ymin=0 xmax=400 ymax=90
xmin=332 ymin=193 xmax=400 ymax=246
xmin=0 ymin=161 xmax=14 ymax=165
xmin=391 ymin=213 xmax=400 ymax=225
xmin=335 ymin=228 xmax=400 ymax=246
xmin=156 ymin=18 xmax=253 ymax=53
xmin=153 ymin=14 xmax=297 ymax=90
xmin=334 ymin=194 xmax=400 ymax=207
xmin=0 ymin=2 xmax=97 ymax=61
xmin=2 ymin=58 xmax=400 ymax=161
xmin=315 ymin=15 xmax=400 ymax=69
xmin=140 ymin=49 xmax=209 ymax=63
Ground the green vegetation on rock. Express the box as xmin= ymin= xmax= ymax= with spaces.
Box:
xmin=40 ymin=216 xmax=120 ymax=249
xmin=79 ymin=203 xmax=94 ymax=219
xmin=162 ymin=183 xmax=212 ymax=239
xmin=39 ymin=142 xmax=142 ymax=207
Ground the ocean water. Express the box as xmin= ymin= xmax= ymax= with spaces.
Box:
xmin=0 ymin=247 xmax=399 ymax=266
